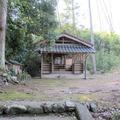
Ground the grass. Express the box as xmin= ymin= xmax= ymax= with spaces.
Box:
xmin=0 ymin=91 xmax=33 ymax=101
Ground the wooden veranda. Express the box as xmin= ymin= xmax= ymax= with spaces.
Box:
xmin=36 ymin=32 xmax=95 ymax=79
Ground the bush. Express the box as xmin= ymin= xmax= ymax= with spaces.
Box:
xmin=112 ymin=113 xmax=120 ymax=120
xmin=17 ymin=72 xmax=31 ymax=81
xmin=23 ymin=52 xmax=40 ymax=77
xmin=87 ymin=50 xmax=120 ymax=73
xmin=96 ymin=51 xmax=120 ymax=73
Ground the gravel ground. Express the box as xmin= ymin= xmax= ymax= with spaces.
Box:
xmin=0 ymin=114 xmax=77 ymax=120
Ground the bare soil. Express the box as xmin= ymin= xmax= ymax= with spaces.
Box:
xmin=0 ymin=114 xmax=77 ymax=120
xmin=0 ymin=72 xmax=120 ymax=107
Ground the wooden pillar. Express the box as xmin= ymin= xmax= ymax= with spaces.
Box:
xmin=84 ymin=57 xmax=87 ymax=79
xmin=51 ymin=53 xmax=54 ymax=73
xmin=72 ymin=54 xmax=74 ymax=74
xmin=84 ymin=54 xmax=88 ymax=79
xmin=40 ymin=54 xmax=43 ymax=79
xmin=64 ymin=55 xmax=66 ymax=69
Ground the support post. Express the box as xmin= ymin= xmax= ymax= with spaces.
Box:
xmin=72 ymin=54 xmax=74 ymax=74
xmin=84 ymin=58 xmax=87 ymax=79
xmin=51 ymin=53 xmax=54 ymax=73
xmin=84 ymin=55 xmax=88 ymax=79
xmin=40 ymin=54 xmax=43 ymax=79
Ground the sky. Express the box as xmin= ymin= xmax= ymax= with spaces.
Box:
xmin=58 ymin=0 xmax=120 ymax=34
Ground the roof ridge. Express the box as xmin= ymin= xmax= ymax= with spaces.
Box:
xmin=60 ymin=32 xmax=93 ymax=47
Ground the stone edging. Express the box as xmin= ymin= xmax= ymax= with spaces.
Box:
xmin=0 ymin=101 xmax=96 ymax=120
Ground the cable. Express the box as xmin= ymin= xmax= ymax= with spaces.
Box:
xmin=102 ymin=0 xmax=114 ymax=33
xmin=99 ymin=0 xmax=113 ymax=33
xmin=96 ymin=0 xmax=102 ymax=31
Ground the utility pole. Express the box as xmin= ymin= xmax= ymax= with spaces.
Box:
xmin=88 ymin=0 xmax=96 ymax=73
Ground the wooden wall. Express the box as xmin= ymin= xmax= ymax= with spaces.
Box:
xmin=42 ymin=53 xmax=85 ymax=74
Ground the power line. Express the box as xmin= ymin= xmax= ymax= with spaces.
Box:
xmin=107 ymin=0 xmax=113 ymax=22
xmin=102 ymin=0 xmax=114 ymax=33
xmin=107 ymin=0 xmax=114 ymax=33
xmin=96 ymin=0 xmax=102 ymax=31
xmin=99 ymin=0 xmax=114 ymax=33
xmin=98 ymin=0 xmax=110 ymax=32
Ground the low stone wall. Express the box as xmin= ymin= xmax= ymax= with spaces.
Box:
xmin=0 ymin=101 xmax=76 ymax=115
xmin=0 ymin=101 xmax=96 ymax=120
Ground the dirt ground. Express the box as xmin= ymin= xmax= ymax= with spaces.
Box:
xmin=0 ymin=114 xmax=77 ymax=120
xmin=0 ymin=72 xmax=120 ymax=108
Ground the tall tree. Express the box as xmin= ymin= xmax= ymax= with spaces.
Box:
xmin=60 ymin=0 xmax=80 ymax=31
xmin=0 ymin=0 xmax=8 ymax=68
xmin=6 ymin=0 xmax=57 ymax=62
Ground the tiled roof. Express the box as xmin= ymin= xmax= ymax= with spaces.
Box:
xmin=36 ymin=44 xmax=95 ymax=53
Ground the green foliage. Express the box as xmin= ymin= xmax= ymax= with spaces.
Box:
xmin=23 ymin=52 xmax=40 ymax=77
xmin=58 ymin=24 xmax=120 ymax=72
xmin=96 ymin=51 xmax=120 ymax=72
xmin=17 ymin=71 xmax=31 ymax=81
xmin=6 ymin=0 xmax=120 ymax=73
xmin=0 ymin=67 xmax=5 ymax=74
xmin=94 ymin=33 xmax=120 ymax=72
xmin=112 ymin=113 xmax=120 ymax=120
xmin=6 ymin=0 xmax=58 ymax=63
xmin=57 ymin=24 xmax=90 ymax=41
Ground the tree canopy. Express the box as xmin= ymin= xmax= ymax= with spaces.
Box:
xmin=0 ymin=0 xmax=120 ymax=73
xmin=6 ymin=0 xmax=57 ymax=62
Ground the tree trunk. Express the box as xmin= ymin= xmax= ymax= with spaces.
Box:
xmin=0 ymin=0 xmax=7 ymax=69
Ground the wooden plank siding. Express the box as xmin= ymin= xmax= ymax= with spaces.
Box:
xmin=42 ymin=63 xmax=51 ymax=74
xmin=42 ymin=53 xmax=84 ymax=74
xmin=73 ymin=63 xmax=83 ymax=74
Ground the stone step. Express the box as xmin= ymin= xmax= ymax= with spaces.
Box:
xmin=75 ymin=103 xmax=94 ymax=120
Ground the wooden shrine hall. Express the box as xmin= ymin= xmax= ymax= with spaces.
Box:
xmin=36 ymin=32 xmax=95 ymax=79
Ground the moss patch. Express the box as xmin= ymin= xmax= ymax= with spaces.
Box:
xmin=77 ymin=94 xmax=92 ymax=101
xmin=0 ymin=91 xmax=33 ymax=101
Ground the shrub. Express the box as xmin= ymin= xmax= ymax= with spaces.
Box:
xmin=112 ymin=113 xmax=120 ymax=120
xmin=17 ymin=72 xmax=31 ymax=81
xmin=23 ymin=52 xmax=40 ymax=77
xmin=87 ymin=50 xmax=120 ymax=73
xmin=96 ymin=51 xmax=120 ymax=73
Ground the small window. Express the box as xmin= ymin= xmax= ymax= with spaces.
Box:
xmin=54 ymin=56 xmax=65 ymax=65
xmin=54 ymin=57 xmax=61 ymax=65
